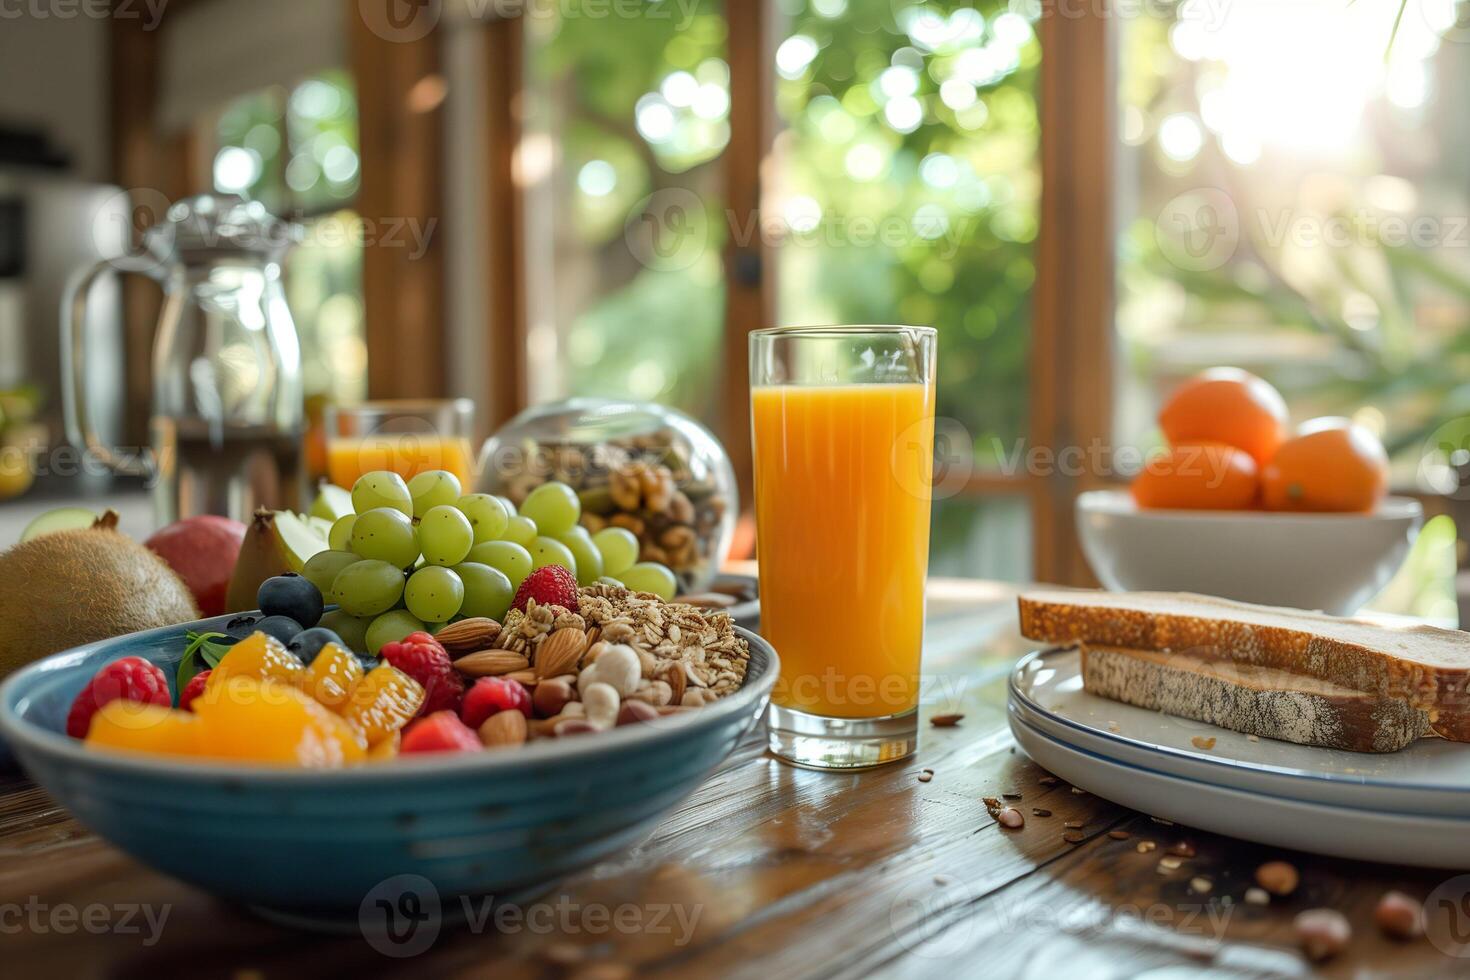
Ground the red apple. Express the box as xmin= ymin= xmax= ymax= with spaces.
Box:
xmin=145 ymin=515 xmax=247 ymax=618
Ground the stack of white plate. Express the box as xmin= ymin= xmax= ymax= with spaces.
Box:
xmin=1008 ymin=647 xmax=1470 ymax=868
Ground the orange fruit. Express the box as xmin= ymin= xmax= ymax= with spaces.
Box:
xmin=1131 ymin=442 xmax=1260 ymax=510
xmin=304 ymin=643 xmax=365 ymax=712
xmin=1158 ymin=368 xmax=1289 ymax=466
xmin=195 ymin=676 xmax=366 ymax=767
xmin=85 ymin=701 xmax=203 ymax=758
xmin=1261 ymin=419 xmax=1389 ymax=513
xmin=340 ymin=664 xmax=425 ymax=746
xmin=207 ymin=632 xmax=306 ymax=691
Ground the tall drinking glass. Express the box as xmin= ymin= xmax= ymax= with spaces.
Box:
xmin=750 ymin=326 xmax=937 ymax=769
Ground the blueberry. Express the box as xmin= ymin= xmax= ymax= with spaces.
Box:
xmin=223 ymin=615 xmax=260 ymax=640
xmin=254 ymin=615 xmax=304 ymax=646
xmin=288 ymin=627 xmax=346 ymax=666
xmin=257 ymin=574 xmax=324 ymax=628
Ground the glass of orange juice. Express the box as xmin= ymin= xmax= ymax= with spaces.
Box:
xmin=324 ymin=400 xmax=477 ymax=489
xmin=751 ymin=326 xmax=936 ymax=769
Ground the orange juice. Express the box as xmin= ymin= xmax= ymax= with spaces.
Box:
xmin=752 ymin=383 xmax=935 ymax=718
xmin=326 ymin=436 xmax=476 ymax=489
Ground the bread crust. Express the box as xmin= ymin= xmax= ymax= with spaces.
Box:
xmin=1019 ymin=590 xmax=1470 ymax=741
xmin=1080 ymin=645 xmax=1427 ymax=753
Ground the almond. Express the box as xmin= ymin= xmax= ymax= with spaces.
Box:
xmin=479 ymin=710 xmax=527 ymax=748
xmin=504 ymin=669 xmax=539 ymax=686
xmin=656 ymin=661 xmax=686 ymax=706
xmin=435 ymin=618 xmax=501 ymax=656
xmin=535 ymin=628 xmax=588 ymax=679
xmin=454 ymin=650 xmax=530 ymax=677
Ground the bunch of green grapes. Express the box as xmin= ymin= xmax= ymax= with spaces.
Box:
xmin=302 ymin=469 xmax=680 ymax=654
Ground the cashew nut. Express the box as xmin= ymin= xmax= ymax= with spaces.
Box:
xmin=578 ymin=643 xmax=641 ymax=697
xmin=582 ymin=682 xmax=620 ymax=730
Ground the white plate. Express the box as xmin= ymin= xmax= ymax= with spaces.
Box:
xmin=1010 ymin=647 xmax=1470 ymax=817
xmin=1009 ymin=713 xmax=1470 ymax=868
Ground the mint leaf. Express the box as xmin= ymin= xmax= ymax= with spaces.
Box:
xmin=176 ymin=631 xmax=233 ymax=700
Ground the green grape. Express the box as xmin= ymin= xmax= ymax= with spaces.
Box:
xmin=557 ymin=525 xmax=604 ymax=586
xmin=495 ymin=494 xmax=517 ymax=516
xmin=407 ymin=469 xmax=462 ymax=517
xmin=419 ymin=504 xmax=474 ymax=566
xmin=405 ymin=566 xmax=465 ymax=623
xmin=328 ymin=514 xmax=358 ymax=552
xmin=351 ymin=470 xmax=413 ymax=517
xmin=519 ymin=482 xmax=580 ymax=537
xmin=467 ymin=540 xmax=533 ymax=588
xmin=529 ymin=536 xmax=577 ymax=577
xmin=319 ymin=609 xmax=372 ymax=654
xmin=365 ymin=609 xmax=425 ymax=655
xmin=303 ymin=550 xmax=362 ymax=595
xmin=454 ymin=562 xmax=515 ymax=620
xmin=332 ymin=559 xmax=407 ymax=617
xmin=620 ymin=562 xmax=678 ymax=601
xmin=350 ymin=508 xmax=421 ymax=567
xmin=455 ymin=493 xmax=509 ymax=544
xmin=591 ymin=527 xmax=640 ymax=576
xmin=502 ymin=515 xmax=538 ymax=546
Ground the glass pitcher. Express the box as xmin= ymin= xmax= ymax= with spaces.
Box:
xmin=62 ymin=194 xmax=305 ymax=525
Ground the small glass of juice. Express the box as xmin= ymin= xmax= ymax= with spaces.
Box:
xmin=750 ymin=326 xmax=937 ymax=769
xmin=325 ymin=400 xmax=477 ymax=489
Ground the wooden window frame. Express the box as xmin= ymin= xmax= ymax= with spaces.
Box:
xmin=115 ymin=1 xmax=1116 ymax=585
xmin=470 ymin=2 xmax=1116 ymax=584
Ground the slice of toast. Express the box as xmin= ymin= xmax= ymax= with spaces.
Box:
xmin=1080 ymin=645 xmax=1428 ymax=753
xmin=1019 ymin=590 xmax=1470 ymax=740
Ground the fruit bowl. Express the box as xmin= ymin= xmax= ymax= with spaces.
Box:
xmin=1076 ymin=490 xmax=1424 ymax=616
xmin=0 ymin=612 xmax=777 ymax=916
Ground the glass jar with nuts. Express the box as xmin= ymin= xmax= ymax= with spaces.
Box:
xmin=478 ymin=399 xmax=737 ymax=592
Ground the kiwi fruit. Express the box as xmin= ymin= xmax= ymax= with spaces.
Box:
xmin=0 ymin=513 xmax=200 ymax=678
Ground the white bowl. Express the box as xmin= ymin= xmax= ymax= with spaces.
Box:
xmin=1076 ymin=490 xmax=1424 ymax=616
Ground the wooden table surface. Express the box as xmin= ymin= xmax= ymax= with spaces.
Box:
xmin=2 ymin=578 xmax=1463 ymax=978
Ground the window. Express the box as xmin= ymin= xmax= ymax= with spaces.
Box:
xmin=521 ymin=1 xmax=730 ymax=422
xmin=1114 ymin=0 xmax=1469 ymax=618
xmin=771 ymin=1 xmax=1040 ymax=578
xmin=207 ymin=70 xmax=367 ymax=406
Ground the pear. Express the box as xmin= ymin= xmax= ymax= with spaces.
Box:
xmin=224 ymin=510 xmax=329 ymax=613
xmin=309 ymin=483 xmax=355 ymax=522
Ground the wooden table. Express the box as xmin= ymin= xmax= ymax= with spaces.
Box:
xmin=1 ymin=579 xmax=1460 ymax=977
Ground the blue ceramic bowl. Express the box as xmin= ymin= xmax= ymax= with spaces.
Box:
xmin=0 ymin=612 xmax=777 ymax=914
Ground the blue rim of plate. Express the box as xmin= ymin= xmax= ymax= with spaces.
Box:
xmin=0 ymin=623 xmax=778 ymax=784
xmin=1008 ymin=708 xmax=1470 ymax=827
xmin=1008 ymin=646 xmax=1470 ymax=797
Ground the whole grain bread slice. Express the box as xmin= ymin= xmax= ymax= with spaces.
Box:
xmin=1080 ymin=645 xmax=1428 ymax=753
xmin=1019 ymin=590 xmax=1470 ymax=740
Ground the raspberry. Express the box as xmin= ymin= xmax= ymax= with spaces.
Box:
xmin=179 ymin=670 xmax=212 ymax=713
xmin=66 ymin=656 xmax=171 ymax=739
xmin=400 ymin=710 xmax=481 ymax=754
xmin=380 ymin=632 xmax=464 ymax=716
xmin=512 ymin=565 xmax=578 ymax=613
xmin=460 ymin=677 xmax=533 ymax=729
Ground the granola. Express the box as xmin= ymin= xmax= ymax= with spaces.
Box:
xmin=492 ymin=582 xmax=750 ymax=704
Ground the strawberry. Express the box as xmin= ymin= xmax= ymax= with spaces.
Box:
xmin=65 ymin=656 xmax=171 ymax=739
xmin=179 ymin=669 xmax=212 ymax=712
xmin=512 ymin=565 xmax=578 ymax=613
xmin=461 ymin=677 xmax=533 ymax=729
xmin=400 ymin=710 xmax=481 ymax=754
xmin=380 ymin=632 xmax=464 ymax=716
